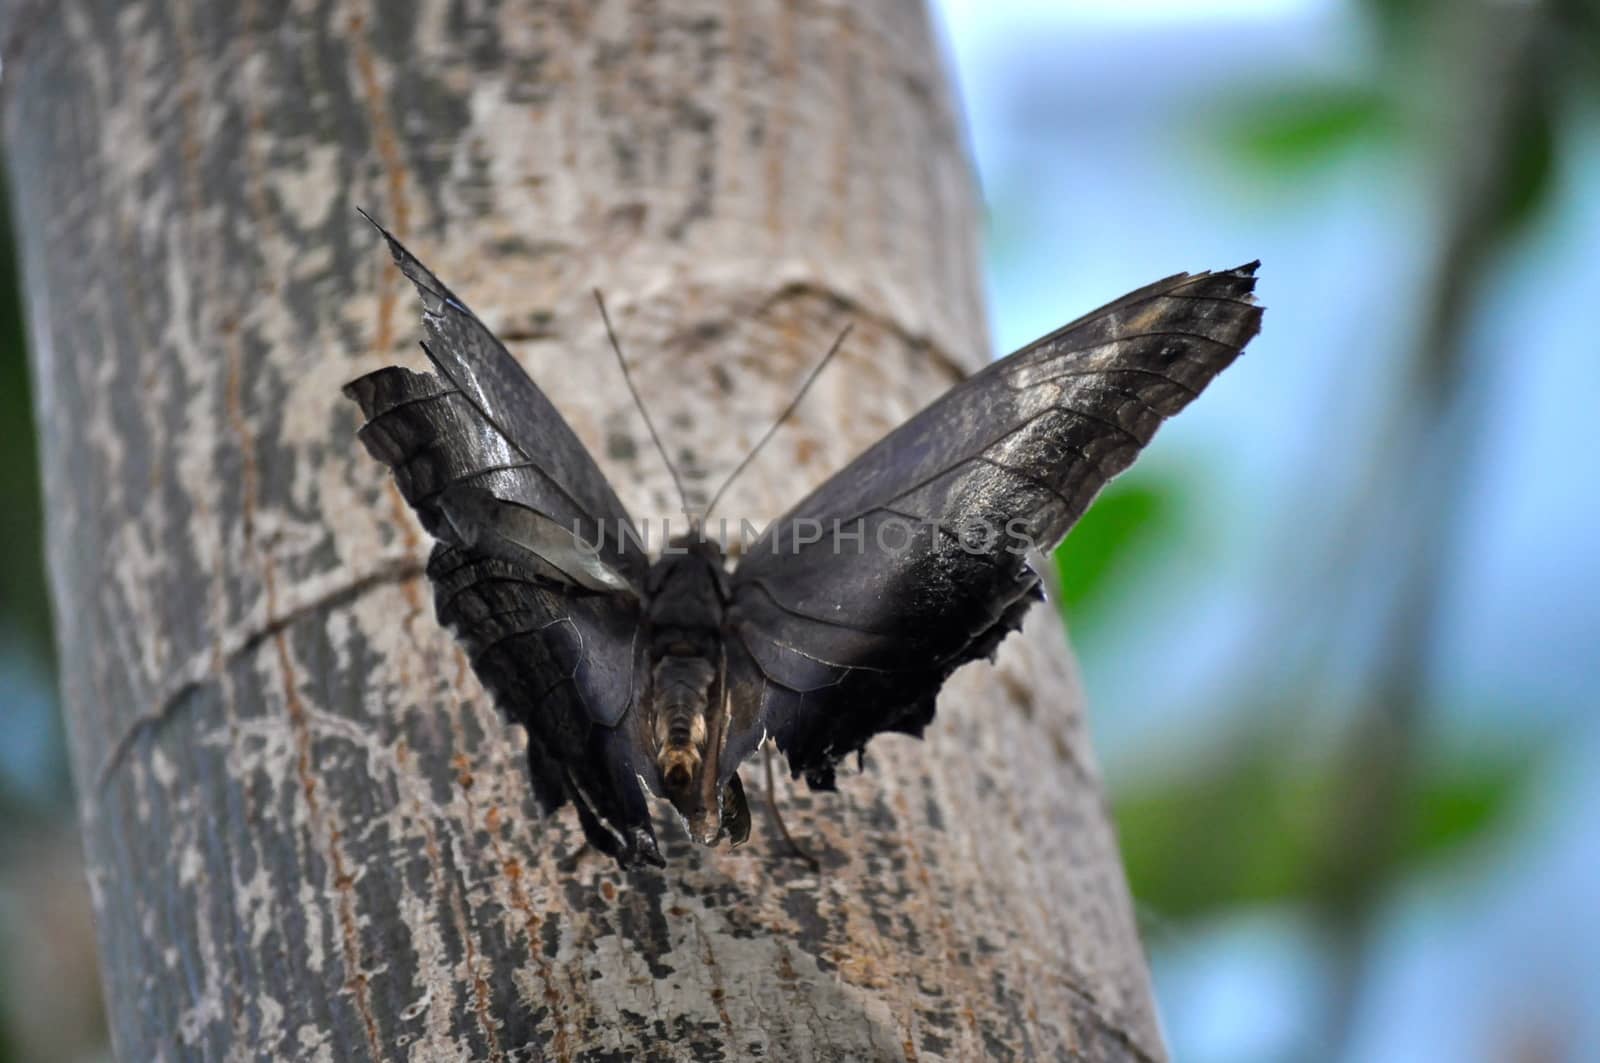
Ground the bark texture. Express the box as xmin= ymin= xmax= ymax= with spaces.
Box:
xmin=5 ymin=1 xmax=1163 ymax=1059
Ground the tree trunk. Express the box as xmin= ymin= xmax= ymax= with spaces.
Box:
xmin=5 ymin=1 xmax=1163 ymax=1059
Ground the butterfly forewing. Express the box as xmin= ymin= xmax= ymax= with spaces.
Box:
xmin=721 ymin=264 xmax=1262 ymax=788
xmin=344 ymin=218 xmax=663 ymax=866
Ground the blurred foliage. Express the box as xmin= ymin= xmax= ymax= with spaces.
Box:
xmin=1052 ymin=474 xmax=1185 ymax=621
xmin=1222 ymin=84 xmax=1394 ymax=171
xmin=0 ymin=160 xmax=50 ymax=663
xmin=1047 ymin=409 xmax=1548 ymax=930
xmin=1219 ymin=0 xmax=1582 ymax=242
xmin=0 ymin=1003 xmax=15 ymax=1063
xmin=0 ymin=158 xmax=64 ymax=814
xmin=1051 ymin=5 xmax=1592 ymax=1017
xmin=1113 ymin=733 xmax=1541 ymax=923
xmin=1056 ymin=465 xmax=1545 ymax=929
xmin=0 ymin=157 xmax=78 ymax=1060
xmin=1124 ymin=0 xmax=1592 ymax=1056
xmin=1496 ymin=96 xmax=1558 ymax=239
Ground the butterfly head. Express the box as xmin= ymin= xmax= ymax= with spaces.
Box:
xmin=667 ymin=529 xmax=728 ymax=568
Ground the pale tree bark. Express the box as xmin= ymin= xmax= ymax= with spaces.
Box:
xmin=5 ymin=1 xmax=1163 ymax=1059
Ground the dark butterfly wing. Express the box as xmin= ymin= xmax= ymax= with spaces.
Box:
xmin=349 ymin=212 xmax=647 ymax=585
xmin=343 ymin=217 xmax=662 ymax=866
xmin=723 ymin=263 xmax=1264 ymax=788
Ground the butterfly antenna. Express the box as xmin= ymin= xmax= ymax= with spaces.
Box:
xmin=593 ymin=290 xmax=693 ymax=516
xmin=702 ymin=322 xmax=853 ymax=523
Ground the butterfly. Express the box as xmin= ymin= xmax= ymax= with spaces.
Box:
xmin=344 ymin=213 xmax=1262 ymax=867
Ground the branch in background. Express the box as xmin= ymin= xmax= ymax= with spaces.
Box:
xmin=1307 ymin=1 xmax=1556 ymax=1055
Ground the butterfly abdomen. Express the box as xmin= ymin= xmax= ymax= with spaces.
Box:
xmin=649 ymin=655 xmax=714 ymax=789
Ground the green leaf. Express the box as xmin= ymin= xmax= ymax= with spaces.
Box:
xmin=1399 ymin=751 xmax=1537 ymax=864
xmin=1113 ymin=734 xmax=1539 ymax=924
xmin=1492 ymin=91 xmax=1556 ymax=237
xmin=1220 ymin=85 xmax=1393 ymax=171
xmin=1358 ymin=0 xmax=1430 ymax=43
xmin=1052 ymin=477 xmax=1184 ymax=622
xmin=1114 ymin=741 xmax=1319 ymax=923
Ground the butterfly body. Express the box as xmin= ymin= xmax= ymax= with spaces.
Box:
xmin=639 ymin=536 xmax=747 ymax=851
xmin=345 ymin=214 xmax=1263 ymax=868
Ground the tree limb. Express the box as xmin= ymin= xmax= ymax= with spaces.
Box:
xmin=6 ymin=1 xmax=1163 ymax=1058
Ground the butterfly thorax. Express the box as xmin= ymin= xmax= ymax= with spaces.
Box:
xmin=642 ymin=536 xmax=732 ymax=834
